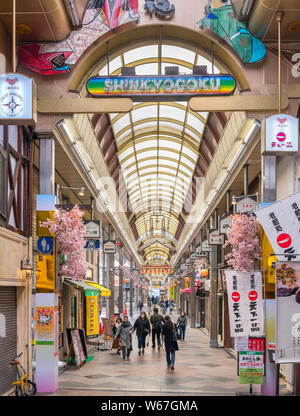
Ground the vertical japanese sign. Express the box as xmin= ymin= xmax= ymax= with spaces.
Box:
xmin=85 ymin=291 xmax=99 ymax=339
xmin=256 ymin=192 xmax=300 ymax=262
xmin=225 ymin=271 xmax=264 ymax=337
xmin=276 ymin=262 xmax=300 ymax=363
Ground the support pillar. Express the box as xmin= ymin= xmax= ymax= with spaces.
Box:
xmin=209 ymin=244 xmax=218 ymax=348
xmin=118 ymin=244 xmax=124 ymax=315
xmin=261 ymin=154 xmax=279 ymax=395
xmin=129 ymin=258 xmax=133 ymax=317
xmin=190 ymin=242 xmax=196 ymax=328
xmin=108 ymin=224 xmax=115 ymax=322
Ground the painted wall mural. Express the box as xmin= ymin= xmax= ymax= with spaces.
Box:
xmin=18 ymin=0 xmax=139 ymax=76
xmin=198 ymin=0 xmax=266 ymax=64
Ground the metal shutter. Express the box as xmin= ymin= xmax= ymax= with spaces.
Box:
xmin=0 ymin=287 xmax=17 ymax=395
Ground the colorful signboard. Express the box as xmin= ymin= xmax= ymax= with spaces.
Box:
xmin=85 ymin=292 xmax=99 ymax=339
xmin=264 ymin=114 xmax=299 ymax=153
xmin=225 ymin=271 xmax=264 ymax=337
xmin=0 ymin=73 xmax=36 ymax=125
xmin=239 ymin=352 xmax=264 ymax=384
xmin=86 ymin=74 xmax=236 ymax=101
xmin=209 ymin=231 xmax=225 ymax=245
xmin=275 ymin=262 xmax=300 ymax=363
xmin=35 ymin=306 xmax=54 ymax=341
xmin=256 ymin=192 xmax=300 ymax=262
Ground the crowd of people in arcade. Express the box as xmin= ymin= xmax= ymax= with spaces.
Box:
xmin=111 ymin=296 xmax=187 ymax=370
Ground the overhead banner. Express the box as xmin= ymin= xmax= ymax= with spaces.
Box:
xmin=86 ymin=74 xmax=236 ymax=101
xmin=276 ymin=262 xmax=300 ymax=363
xmin=256 ymin=192 xmax=300 ymax=262
xmin=225 ymin=270 xmax=264 ymax=337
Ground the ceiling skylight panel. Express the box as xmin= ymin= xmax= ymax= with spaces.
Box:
xmin=182 ymin=145 xmax=198 ymax=161
xmin=135 ymin=63 xmax=159 ymax=75
xmin=112 ymin=113 xmax=130 ymax=135
xmin=124 ymin=45 xmax=158 ymax=64
xmin=135 ymin=139 xmax=157 ymax=151
xmin=159 ymin=139 xmax=181 ymax=151
xmin=162 ymin=45 xmax=195 ymax=63
xmin=136 ymin=149 xmax=157 ymax=160
xmin=186 ymin=113 xmax=205 ymax=133
xmin=159 ymin=105 xmax=185 ymax=123
xmin=118 ymin=146 xmax=134 ymax=162
xmin=131 ymin=106 xmax=158 ymax=123
xmin=158 ymin=149 xmax=180 ymax=160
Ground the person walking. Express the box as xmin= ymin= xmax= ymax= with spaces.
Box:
xmin=112 ymin=317 xmax=123 ymax=355
xmin=114 ymin=315 xmax=133 ymax=359
xmin=133 ymin=311 xmax=151 ymax=355
xmin=138 ymin=299 xmax=144 ymax=312
xmin=177 ymin=311 xmax=187 ymax=342
xmin=162 ymin=315 xmax=179 ymax=370
xmin=150 ymin=307 xmax=165 ymax=350
xmin=165 ymin=299 xmax=169 ymax=312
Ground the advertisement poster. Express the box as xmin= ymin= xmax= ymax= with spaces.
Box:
xmin=256 ymin=192 xmax=300 ymax=262
xmin=239 ymin=351 xmax=264 ymax=384
xmin=276 ymin=262 xmax=300 ymax=363
xmin=35 ymin=306 xmax=54 ymax=341
xmin=225 ymin=271 xmax=264 ymax=337
xmin=265 ymin=114 xmax=299 ymax=152
xmin=86 ymin=294 xmax=99 ymax=339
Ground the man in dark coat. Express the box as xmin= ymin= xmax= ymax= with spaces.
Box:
xmin=115 ymin=316 xmax=133 ymax=359
xmin=150 ymin=308 xmax=165 ymax=350
xmin=133 ymin=311 xmax=151 ymax=355
xmin=162 ymin=315 xmax=179 ymax=370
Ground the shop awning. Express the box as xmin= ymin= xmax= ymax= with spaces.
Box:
xmin=63 ymin=278 xmax=96 ymax=294
xmin=84 ymin=281 xmax=111 ymax=297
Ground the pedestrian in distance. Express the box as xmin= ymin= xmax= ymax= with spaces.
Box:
xmin=114 ymin=315 xmax=133 ymax=359
xmin=162 ymin=315 xmax=179 ymax=370
xmin=133 ymin=311 xmax=151 ymax=355
xmin=177 ymin=311 xmax=187 ymax=342
xmin=138 ymin=300 xmax=144 ymax=312
xmin=150 ymin=307 xmax=165 ymax=350
xmin=165 ymin=299 xmax=169 ymax=311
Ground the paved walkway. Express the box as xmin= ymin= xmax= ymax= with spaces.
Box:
xmin=43 ymin=308 xmax=250 ymax=396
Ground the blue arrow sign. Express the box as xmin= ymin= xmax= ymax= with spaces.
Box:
xmin=37 ymin=237 xmax=53 ymax=254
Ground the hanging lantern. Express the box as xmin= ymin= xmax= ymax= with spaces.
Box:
xmin=124 ymin=278 xmax=129 ymax=283
xmin=201 ymin=269 xmax=208 ymax=277
xmin=185 ymin=277 xmax=190 ymax=282
xmin=177 ymin=281 xmax=181 ymax=285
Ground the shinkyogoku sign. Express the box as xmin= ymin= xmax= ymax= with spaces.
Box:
xmin=0 ymin=73 xmax=36 ymax=125
xmin=86 ymin=74 xmax=236 ymax=101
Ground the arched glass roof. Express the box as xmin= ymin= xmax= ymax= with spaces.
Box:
xmin=99 ymin=41 xmax=220 ymax=264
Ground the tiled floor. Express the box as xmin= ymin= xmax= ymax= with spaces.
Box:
xmin=42 ymin=309 xmax=251 ymax=396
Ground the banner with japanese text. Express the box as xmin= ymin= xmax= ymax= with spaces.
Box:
xmin=225 ymin=271 xmax=264 ymax=337
xmin=276 ymin=262 xmax=300 ymax=363
xmin=256 ymin=192 xmax=300 ymax=262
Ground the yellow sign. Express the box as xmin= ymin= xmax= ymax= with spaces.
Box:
xmin=37 ymin=211 xmax=55 ymax=237
xmin=36 ymin=254 xmax=55 ymax=292
xmin=86 ymin=295 xmax=99 ymax=338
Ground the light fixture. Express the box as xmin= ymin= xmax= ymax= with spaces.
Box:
xmin=21 ymin=257 xmax=33 ymax=279
xmin=60 ymin=185 xmax=85 ymax=197
xmin=78 ymin=187 xmax=85 ymax=197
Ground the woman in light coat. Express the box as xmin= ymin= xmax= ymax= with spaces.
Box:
xmin=115 ymin=315 xmax=133 ymax=359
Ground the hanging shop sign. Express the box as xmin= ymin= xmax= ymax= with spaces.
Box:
xmin=225 ymin=270 xmax=264 ymax=337
xmin=144 ymin=0 xmax=175 ymax=18
xmin=256 ymin=192 xmax=300 ymax=262
xmin=201 ymin=239 xmax=212 ymax=252
xmin=234 ymin=194 xmax=258 ymax=213
xmin=37 ymin=237 xmax=53 ymax=255
xmin=263 ymin=114 xmax=299 ymax=154
xmin=103 ymin=240 xmax=116 ymax=254
xmin=84 ymin=239 xmax=100 ymax=251
xmin=86 ymin=74 xmax=236 ymax=102
xmin=275 ymin=262 xmax=300 ymax=363
xmin=220 ymin=213 xmax=233 ymax=234
xmin=209 ymin=231 xmax=225 ymax=245
xmin=85 ymin=291 xmax=99 ymax=339
xmin=0 ymin=73 xmax=37 ymax=125
xmin=196 ymin=246 xmax=202 ymax=257
xmin=83 ymin=220 xmax=100 ymax=238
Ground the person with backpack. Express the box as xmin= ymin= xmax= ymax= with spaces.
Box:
xmin=114 ymin=315 xmax=133 ymax=359
xmin=150 ymin=308 xmax=165 ymax=350
xmin=162 ymin=315 xmax=179 ymax=370
xmin=133 ymin=311 xmax=151 ymax=355
xmin=177 ymin=311 xmax=187 ymax=342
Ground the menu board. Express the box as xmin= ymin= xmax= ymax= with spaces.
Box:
xmin=71 ymin=329 xmax=86 ymax=366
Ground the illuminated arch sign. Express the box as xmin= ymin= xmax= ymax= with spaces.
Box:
xmin=86 ymin=74 xmax=236 ymax=101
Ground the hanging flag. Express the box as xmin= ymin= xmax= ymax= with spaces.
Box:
xmin=225 ymin=270 xmax=264 ymax=337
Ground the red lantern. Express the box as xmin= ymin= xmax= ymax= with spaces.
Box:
xmin=185 ymin=277 xmax=190 ymax=282
xmin=201 ymin=269 xmax=208 ymax=277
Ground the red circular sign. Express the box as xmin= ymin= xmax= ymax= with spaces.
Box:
xmin=277 ymin=233 xmax=292 ymax=249
xmin=276 ymin=132 xmax=286 ymax=142
xmin=232 ymin=291 xmax=240 ymax=302
xmin=248 ymin=290 xmax=258 ymax=301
